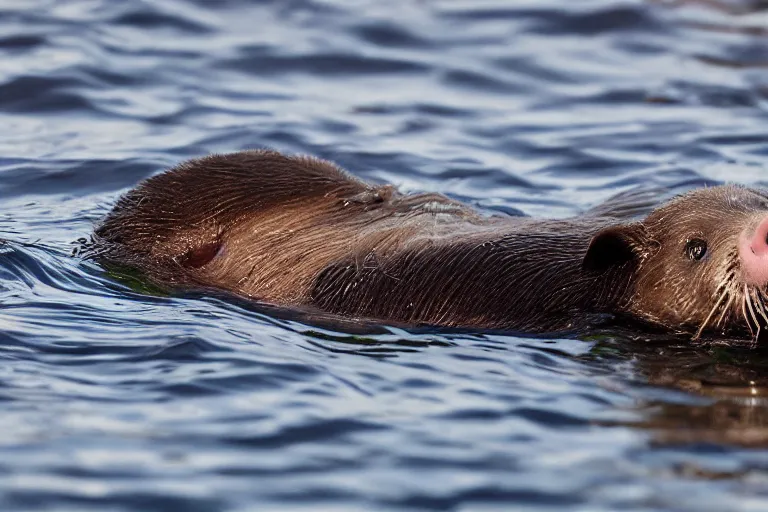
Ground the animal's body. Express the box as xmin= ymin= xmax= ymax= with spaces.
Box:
xmin=91 ymin=150 xmax=768 ymax=339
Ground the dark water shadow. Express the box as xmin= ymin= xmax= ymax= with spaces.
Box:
xmin=590 ymin=332 xmax=768 ymax=449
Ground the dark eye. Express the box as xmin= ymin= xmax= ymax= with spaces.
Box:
xmin=685 ymin=238 xmax=707 ymax=261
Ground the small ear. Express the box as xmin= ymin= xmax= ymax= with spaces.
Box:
xmin=582 ymin=224 xmax=645 ymax=272
xmin=181 ymin=240 xmax=223 ymax=268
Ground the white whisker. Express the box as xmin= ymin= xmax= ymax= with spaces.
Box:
xmin=741 ymin=290 xmax=754 ymax=338
xmin=745 ymin=284 xmax=760 ymax=340
xmin=715 ymin=286 xmax=736 ymax=328
xmin=754 ymin=289 xmax=768 ymax=325
xmin=695 ymin=282 xmax=730 ymax=339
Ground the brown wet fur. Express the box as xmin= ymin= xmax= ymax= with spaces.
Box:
xmin=90 ymin=150 xmax=768 ymax=339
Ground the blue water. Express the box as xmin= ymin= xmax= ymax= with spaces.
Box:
xmin=1 ymin=0 xmax=768 ymax=510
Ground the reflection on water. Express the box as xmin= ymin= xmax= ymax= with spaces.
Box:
xmin=589 ymin=338 xmax=768 ymax=448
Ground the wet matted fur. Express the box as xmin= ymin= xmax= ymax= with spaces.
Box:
xmin=88 ymin=150 xmax=768 ymax=340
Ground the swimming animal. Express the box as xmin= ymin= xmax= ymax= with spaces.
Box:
xmin=90 ymin=150 xmax=768 ymax=340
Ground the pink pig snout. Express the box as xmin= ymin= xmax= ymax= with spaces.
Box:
xmin=739 ymin=216 xmax=768 ymax=286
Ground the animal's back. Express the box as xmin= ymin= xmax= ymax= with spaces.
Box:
xmin=93 ymin=150 xmax=496 ymax=308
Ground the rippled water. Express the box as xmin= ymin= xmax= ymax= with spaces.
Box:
xmin=1 ymin=0 xmax=768 ymax=510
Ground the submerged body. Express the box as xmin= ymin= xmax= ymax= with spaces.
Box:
xmin=92 ymin=150 xmax=768 ymax=339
